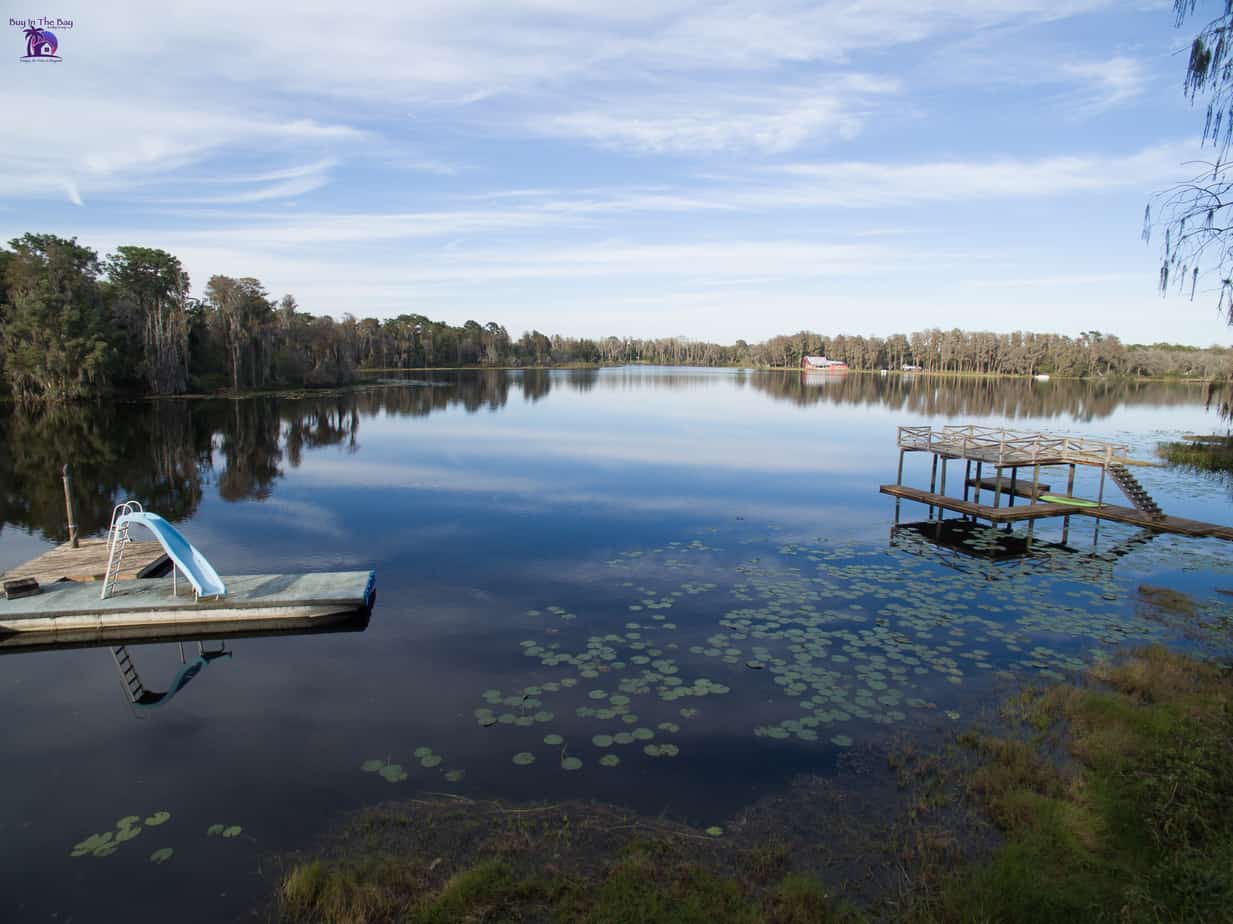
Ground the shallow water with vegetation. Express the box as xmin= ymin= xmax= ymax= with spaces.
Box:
xmin=3 ymin=369 xmax=1233 ymax=922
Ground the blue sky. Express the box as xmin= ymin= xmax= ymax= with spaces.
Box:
xmin=2 ymin=1 xmax=1228 ymax=345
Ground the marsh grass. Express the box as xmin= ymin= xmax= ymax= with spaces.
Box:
xmin=1158 ymin=437 xmax=1233 ymax=476
xmin=915 ymin=645 xmax=1233 ymax=923
xmin=277 ymin=799 xmax=858 ymax=922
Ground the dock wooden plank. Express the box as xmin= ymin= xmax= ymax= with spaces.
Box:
xmin=880 ymin=485 xmax=1076 ymax=522
xmin=1 ymin=538 xmax=169 ymax=585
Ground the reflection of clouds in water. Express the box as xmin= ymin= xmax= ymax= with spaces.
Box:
xmin=253 ymin=496 xmax=349 ymax=540
xmin=297 ymin=458 xmax=546 ymax=494
xmin=352 ymin=424 xmax=883 ymax=476
xmin=290 ymin=455 xmax=877 ymax=531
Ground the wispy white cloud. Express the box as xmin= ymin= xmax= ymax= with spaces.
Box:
xmin=0 ymin=93 xmax=364 ymax=205
xmin=535 ymin=76 xmax=898 ymax=154
xmin=767 ymin=142 xmax=1187 ymax=206
xmin=1061 ymin=55 xmax=1148 ymax=112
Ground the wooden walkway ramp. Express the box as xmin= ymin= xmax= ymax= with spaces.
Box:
xmin=881 ymin=485 xmax=1233 ymax=541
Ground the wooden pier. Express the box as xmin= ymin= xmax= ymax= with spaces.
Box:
xmin=2 ymin=538 xmax=169 ymax=585
xmin=883 ymin=424 xmax=1233 ymax=542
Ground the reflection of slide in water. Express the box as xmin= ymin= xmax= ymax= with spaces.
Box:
xmin=112 ymin=642 xmax=232 ymax=710
xmin=114 ymin=512 xmax=226 ymax=598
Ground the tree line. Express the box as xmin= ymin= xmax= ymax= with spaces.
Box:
xmin=1 ymin=233 xmax=1230 ymax=400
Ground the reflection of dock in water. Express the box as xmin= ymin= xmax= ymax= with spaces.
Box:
xmin=881 ymin=424 xmax=1233 ymax=542
xmin=2 ymin=613 xmax=371 ymax=714
xmin=891 ymin=517 xmax=1156 ymax=578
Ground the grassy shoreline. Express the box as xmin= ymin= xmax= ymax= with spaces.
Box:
xmin=272 ymin=645 xmax=1233 ymax=923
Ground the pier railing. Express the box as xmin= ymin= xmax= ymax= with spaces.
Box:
xmin=896 ymin=425 xmax=1132 ymax=468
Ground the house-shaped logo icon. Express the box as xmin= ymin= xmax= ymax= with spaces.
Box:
xmin=22 ymin=27 xmax=61 ymax=61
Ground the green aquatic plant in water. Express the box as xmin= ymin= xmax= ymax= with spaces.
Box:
xmin=71 ymin=811 xmax=171 ymax=858
xmin=460 ymin=523 xmax=1231 ymax=792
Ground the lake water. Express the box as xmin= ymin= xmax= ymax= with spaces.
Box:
xmin=3 ymin=368 xmax=1233 ymax=922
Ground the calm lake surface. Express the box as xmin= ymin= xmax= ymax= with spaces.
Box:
xmin=4 ymin=368 xmax=1233 ymax=921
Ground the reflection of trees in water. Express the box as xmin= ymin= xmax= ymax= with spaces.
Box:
xmin=215 ymin=400 xmax=284 ymax=501
xmin=0 ymin=375 xmax=539 ymax=541
xmin=0 ymin=401 xmax=212 ymax=542
xmin=0 ymin=371 xmax=1217 ymax=542
xmin=753 ymin=372 xmax=1209 ymax=421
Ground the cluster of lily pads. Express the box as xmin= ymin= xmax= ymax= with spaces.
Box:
xmin=456 ymin=518 xmax=1233 ymax=778
xmin=361 ymin=747 xmax=464 ymax=785
xmin=70 ymin=811 xmax=171 ymax=859
xmin=70 ymin=810 xmax=245 ymax=865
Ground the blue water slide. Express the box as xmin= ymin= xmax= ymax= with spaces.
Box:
xmin=118 ymin=512 xmax=227 ymax=598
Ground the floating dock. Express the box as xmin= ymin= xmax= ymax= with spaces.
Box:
xmin=0 ymin=571 xmax=376 ymax=647
xmin=881 ymin=424 xmax=1233 ymax=542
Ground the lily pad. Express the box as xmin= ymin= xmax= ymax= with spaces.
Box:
xmin=222 ymin=826 xmax=242 ymax=838
xmin=207 ymin=824 xmax=225 ymax=836
xmin=544 ymin=733 xmax=564 ymax=746
xmin=149 ymin=847 xmax=174 ymax=864
xmin=361 ymin=759 xmax=386 ymax=772
xmin=512 ymin=752 xmax=535 ymax=766
xmin=144 ymin=811 xmax=171 ymax=827
xmin=705 ymin=826 xmax=724 ymax=837
xmin=561 ymin=757 xmax=583 ymax=771
xmin=379 ymin=763 xmax=408 ymax=782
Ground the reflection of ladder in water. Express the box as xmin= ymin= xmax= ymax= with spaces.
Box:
xmin=1107 ymin=464 xmax=1165 ymax=521
xmin=111 ymin=646 xmax=147 ymax=703
xmin=109 ymin=640 xmax=230 ymax=709
xmin=101 ymin=501 xmax=144 ymax=599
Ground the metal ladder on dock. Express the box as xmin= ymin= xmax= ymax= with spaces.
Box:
xmin=101 ymin=501 xmax=144 ymax=599
xmin=1107 ymin=464 xmax=1165 ymax=521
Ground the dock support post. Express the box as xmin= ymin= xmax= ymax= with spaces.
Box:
xmin=1030 ymin=463 xmax=1041 ymax=506
xmin=1008 ymin=468 xmax=1018 ymax=508
xmin=896 ymin=449 xmax=905 ymax=486
xmin=62 ymin=464 xmax=78 ymax=549
xmin=963 ymin=460 xmax=972 ymax=502
xmin=929 ymin=454 xmax=939 ymax=519
xmin=974 ymin=461 xmax=983 ymax=506
xmin=1097 ymin=465 xmax=1107 ymax=506
xmin=993 ymin=467 xmax=1003 ymax=509
xmin=1066 ymin=464 xmax=1076 ymax=498
xmin=939 ymin=458 xmax=948 ymax=521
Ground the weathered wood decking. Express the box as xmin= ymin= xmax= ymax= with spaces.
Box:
xmin=2 ymin=538 xmax=169 ymax=585
xmin=0 ymin=571 xmax=376 ymax=646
